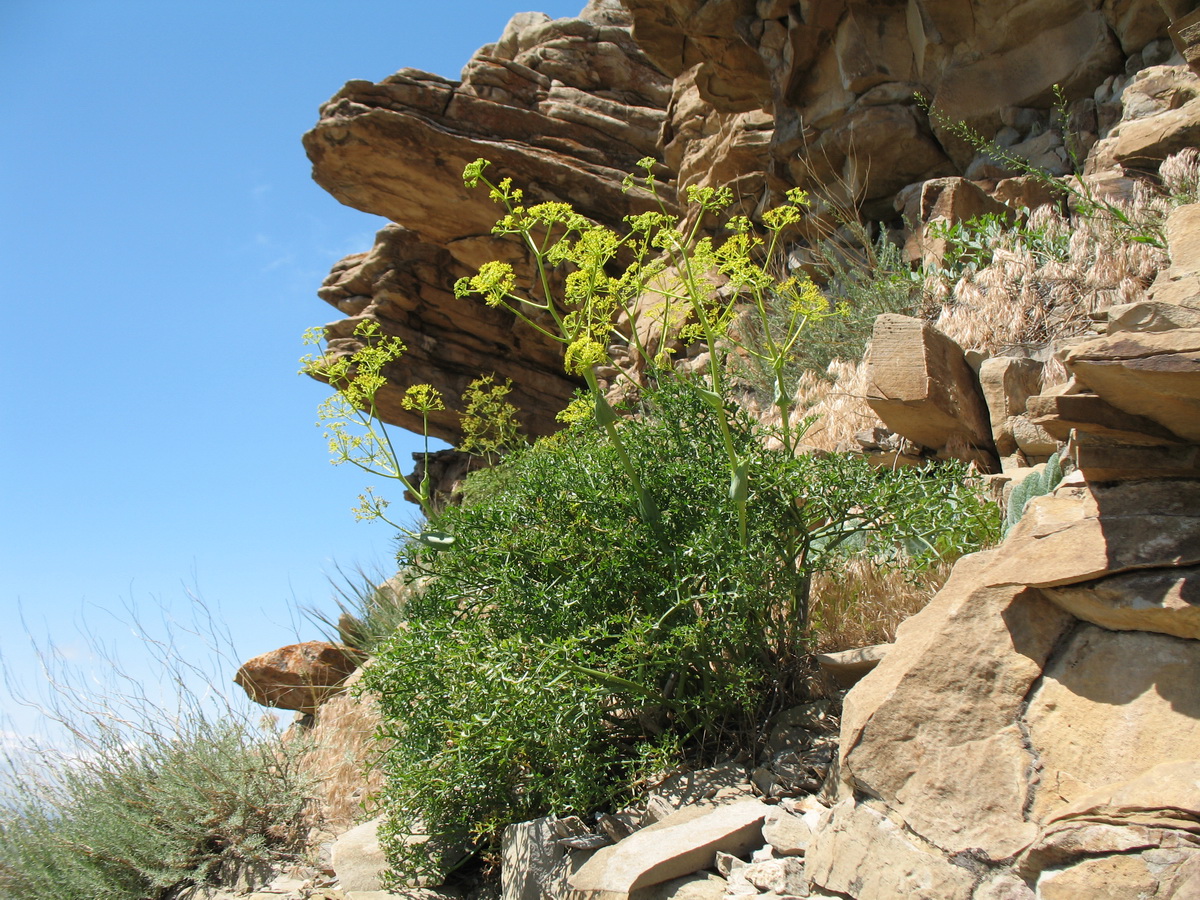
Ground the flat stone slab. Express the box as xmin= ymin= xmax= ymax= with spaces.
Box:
xmin=568 ymin=799 xmax=770 ymax=898
xmin=815 ymin=643 xmax=890 ymax=689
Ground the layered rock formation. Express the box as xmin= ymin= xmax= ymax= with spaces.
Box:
xmin=305 ymin=0 xmax=1197 ymax=446
xmin=290 ymin=3 xmax=1200 ymax=898
xmin=304 ymin=1 xmax=673 ymax=441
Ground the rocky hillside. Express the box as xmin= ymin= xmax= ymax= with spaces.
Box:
xmin=257 ymin=2 xmax=1200 ymax=899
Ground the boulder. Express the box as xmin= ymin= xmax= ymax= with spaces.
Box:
xmin=1041 ymin=566 xmax=1200 ymax=640
xmin=979 ymin=356 xmax=1045 ymax=456
xmin=502 ymin=816 xmax=590 ymax=900
xmin=1018 ymin=760 xmax=1200 ymax=898
xmin=811 ymin=476 xmax=1200 ymax=896
xmin=837 ymin=552 xmax=1072 ymax=860
xmin=761 ymin=807 xmax=813 ymax=856
xmin=865 ymin=314 xmax=999 ymax=471
xmin=803 ymin=800 xmax=977 ymax=900
xmin=234 ymin=641 xmax=360 ymax=715
xmin=331 ymin=818 xmax=389 ymax=893
xmin=1023 ymin=624 xmax=1200 ymax=822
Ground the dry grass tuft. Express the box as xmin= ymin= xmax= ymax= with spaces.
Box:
xmin=296 ymin=685 xmax=390 ymax=833
xmin=925 ymin=196 xmax=1168 ymax=353
xmin=809 ymin=558 xmax=953 ymax=652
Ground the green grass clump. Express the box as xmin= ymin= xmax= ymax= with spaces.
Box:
xmin=362 ymin=376 xmax=1000 ymax=881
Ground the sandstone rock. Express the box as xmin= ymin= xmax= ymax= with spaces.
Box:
xmin=838 ymin=552 xmax=1072 ymax=859
xmin=1063 ymin=328 xmax=1200 ymax=443
xmin=740 ymin=855 xmax=805 ymax=894
xmin=1024 ymin=624 xmax=1200 ymax=821
xmin=1035 ymin=851 xmax=1200 ymax=900
xmin=1027 ymin=382 xmax=1184 ymax=445
xmin=899 ymin=176 xmax=1015 ymax=265
xmin=502 ymin=816 xmax=588 ymax=900
xmin=1009 ymin=415 xmax=1060 ymax=457
xmin=567 ymin=799 xmax=769 ymax=899
xmin=991 ymin=174 xmax=1067 ymax=211
xmin=331 ymin=818 xmax=389 ymax=893
xmin=972 ymin=874 xmax=1036 ymax=900
xmin=1114 ymin=93 xmax=1200 ymax=168
xmin=985 ymin=479 xmax=1200 ymax=588
xmin=802 ymin=800 xmax=976 ymax=900
xmin=930 ymin=10 xmax=1121 ymax=125
xmin=865 ymin=314 xmax=999 ymax=471
xmin=813 ymin=643 xmax=888 ymax=690
xmin=1173 ymin=7 xmax=1200 ymax=78
xmin=1107 ymin=298 xmax=1200 ymax=334
xmin=628 ymin=873 xmax=727 ymax=900
xmin=619 ymin=0 xmax=771 ymax=111
xmin=234 ymin=642 xmax=360 ymax=715
xmin=1067 ymin=429 xmax=1200 ymax=480
xmin=979 ymin=357 xmax=1045 ymax=456
xmin=761 ymin=808 xmax=813 ymax=856
xmin=1164 ymin=202 xmax=1200 ymax=275
xmin=1042 ymin=565 xmax=1200 ymax=639
xmin=304 ymin=11 xmax=674 ymax=443
xmin=313 ymin=225 xmax=579 ymax=443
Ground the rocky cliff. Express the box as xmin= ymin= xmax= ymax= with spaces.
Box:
xmin=291 ymin=2 xmax=1200 ymax=898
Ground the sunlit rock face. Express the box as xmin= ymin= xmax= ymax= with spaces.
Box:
xmin=304 ymin=0 xmax=1188 ymax=443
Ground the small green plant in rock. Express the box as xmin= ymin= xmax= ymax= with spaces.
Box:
xmin=1005 ymin=451 xmax=1065 ymax=534
xmin=916 ymin=88 xmax=1169 ymax=248
xmin=926 ymin=211 xmax=1071 ymax=281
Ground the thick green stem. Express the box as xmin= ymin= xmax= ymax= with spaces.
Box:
xmin=582 ymin=368 xmax=660 ymax=530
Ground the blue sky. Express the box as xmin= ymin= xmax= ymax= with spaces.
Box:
xmin=0 ymin=0 xmax=585 ymax=741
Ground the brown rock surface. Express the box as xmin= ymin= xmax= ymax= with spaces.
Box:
xmin=315 ymin=225 xmax=579 ymax=443
xmin=837 ymin=552 xmax=1071 ymax=859
xmin=1024 ymin=625 xmax=1200 ymax=821
xmin=803 ymin=800 xmax=977 ymax=900
xmin=1064 ymin=328 xmax=1200 ymax=443
xmin=1042 ymin=566 xmax=1200 ymax=639
xmin=819 ymin=476 xmax=1200 ymax=895
xmin=304 ymin=9 xmax=674 ymax=442
xmin=568 ymin=799 xmax=769 ymax=899
xmin=234 ymin=641 xmax=360 ymax=715
xmin=865 ymin=314 xmax=999 ymax=470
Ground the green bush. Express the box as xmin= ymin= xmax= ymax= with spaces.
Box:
xmin=362 ymin=376 xmax=1000 ymax=880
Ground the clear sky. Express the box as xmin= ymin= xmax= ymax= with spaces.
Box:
xmin=1 ymin=0 xmax=586 ymax=742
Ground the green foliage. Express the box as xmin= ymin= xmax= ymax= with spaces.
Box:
xmin=362 ymin=376 xmax=1001 ymax=879
xmin=301 ymin=319 xmax=442 ymax=527
xmin=915 ymin=88 xmax=1169 ymax=249
xmin=454 ymin=158 xmax=842 ymax=544
xmin=788 ymin=231 xmax=922 ymax=376
xmin=0 ymin=717 xmax=310 ymax=900
xmin=926 ymin=211 xmax=1071 ymax=281
xmin=1005 ymin=451 xmax=1065 ymax=534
